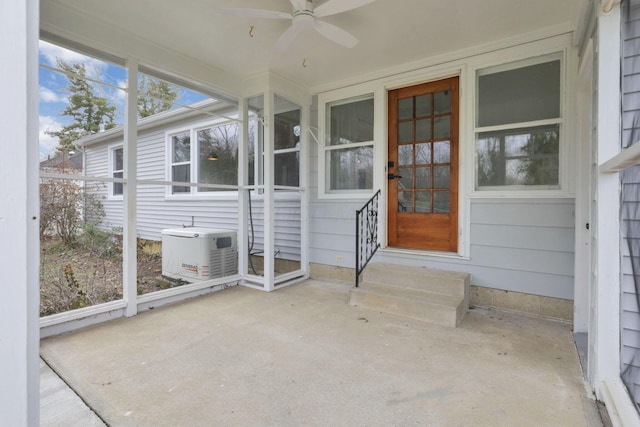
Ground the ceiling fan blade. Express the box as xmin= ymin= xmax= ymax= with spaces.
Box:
xmin=220 ymin=8 xmax=291 ymax=20
xmin=314 ymin=20 xmax=359 ymax=48
xmin=289 ymin=0 xmax=307 ymax=11
xmin=314 ymin=0 xmax=377 ymax=18
xmin=274 ymin=25 xmax=303 ymax=52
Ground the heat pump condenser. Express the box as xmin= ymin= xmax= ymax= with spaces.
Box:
xmin=161 ymin=227 xmax=238 ymax=283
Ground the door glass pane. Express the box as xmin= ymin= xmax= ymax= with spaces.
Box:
xmin=434 ymin=116 xmax=450 ymax=139
xmin=416 ymin=119 xmax=432 ymax=141
xmin=416 ymin=143 xmax=431 ymax=165
xmin=398 ymin=145 xmax=413 ymax=166
xmin=416 ymin=167 xmax=431 ymax=189
xmin=434 ymin=166 xmax=450 ymax=188
xmin=398 ymin=191 xmax=413 ymax=212
xmin=416 ymin=94 xmax=432 ymax=117
xmin=434 ymin=191 xmax=450 ymax=213
xmin=434 ymin=141 xmax=450 ymax=163
xmin=434 ymin=90 xmax=451 ymax=114
xmin=416 ymin=192 xmax=431 ymax=213
xmin=398 ymin=168 xmax=412 ymax=190
xmin=399 ymin=122 xmax=413 ymax=143
xmin=399 ymin=98 xmax=413 ymax=119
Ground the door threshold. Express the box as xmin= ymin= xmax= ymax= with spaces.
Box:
xmin=381 ymin=246 xmax=470 ymax=261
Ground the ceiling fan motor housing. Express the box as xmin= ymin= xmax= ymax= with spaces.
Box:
xmin=293 ymin=11 xmax=315 ymax=29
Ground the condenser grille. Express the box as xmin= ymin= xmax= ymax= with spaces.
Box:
xmin=209 ymin=246 xmax=238 ymax=278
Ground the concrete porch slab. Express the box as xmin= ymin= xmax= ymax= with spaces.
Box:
xmin=41 ymin=279 xmax=603 ymax=426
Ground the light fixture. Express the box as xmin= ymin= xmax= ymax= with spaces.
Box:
xmin=207 ymin=152 xmax=219 ymax=161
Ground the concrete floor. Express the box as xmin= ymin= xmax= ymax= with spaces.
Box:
xmin=41 ymin=279 xmax=603 ymax=426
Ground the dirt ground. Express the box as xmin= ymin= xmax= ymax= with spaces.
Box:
xmin=39 ymin=237 xmax=172 ymax=317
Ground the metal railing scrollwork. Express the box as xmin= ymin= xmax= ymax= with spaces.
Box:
xmin=355 ymin=189 xmax=381 ymax=287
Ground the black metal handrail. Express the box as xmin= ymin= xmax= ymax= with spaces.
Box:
xmin=355 ymin=189 xmax=381 ymax=287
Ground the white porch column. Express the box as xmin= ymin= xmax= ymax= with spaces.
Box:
xmin=123 ymin=58 xmax=138 ymax=317
xmin=264 ymin=91 xmax=275 ymax=291
xmin=0 ymin=0 xmax=40 ymax=424
xmin=593 ymin=1 xmax=621 ymax=396
xmin=238 ymin=98 xmax=249 ymax=279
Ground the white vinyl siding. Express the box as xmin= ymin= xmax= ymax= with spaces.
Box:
xmin=309 ymin=194 xmax=574 ymax=299
xmin=621 ymin=2 xmax=640 ymax=409
xmin=83 ymin=113 xmax=301 ymax=261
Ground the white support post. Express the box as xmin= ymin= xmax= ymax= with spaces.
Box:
xmin=123 ymin=58 xmax=138 ymax=317
xmin=593 ymin=3 xmax=621 ymax=396
xmin=264 ymin=91 xmax=275 ymax=291
xmin=300 ymin=103 xmax=310 ymax=276
xmin=0 ymin=0 xmax=40 ymax=424
xmin=238 ymin=98 xmax=249 ymax=279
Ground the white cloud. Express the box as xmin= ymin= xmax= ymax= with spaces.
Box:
xmin=39 ymin=40 xmax=106 ymax=80
xmin=39 ymin=86 xmax=65 ymax=103
xmin=39 ymin=115 xmax=62 ymax=160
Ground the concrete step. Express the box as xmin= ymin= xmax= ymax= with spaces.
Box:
xmin=362 ymin=263 xmax=470 ymax=299
xmin=351 ymin=263 xmax=471 ymax=327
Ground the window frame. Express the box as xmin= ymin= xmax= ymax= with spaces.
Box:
xmin=318 ymin=90 xmax=378 ymax=199
xmin=109 ymin=144 xmax=123 ymax=199
xmin=471 ymin=52 xmax=567 ymax=196
xmin=164 ymin=117 xmax=248 ymax=199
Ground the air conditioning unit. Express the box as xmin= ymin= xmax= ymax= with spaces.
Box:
xmin=161 ymin=227 xmax=237 ymax=283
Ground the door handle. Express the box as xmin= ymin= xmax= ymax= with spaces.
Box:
xmin=388 ymin=173 xmax=403 ymax=180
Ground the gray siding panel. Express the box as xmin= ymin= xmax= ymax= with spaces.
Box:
xmin=83 ymin=112 xmax=301 ymax=261
xmin=308 ymin=195 xmax=575 ymax=299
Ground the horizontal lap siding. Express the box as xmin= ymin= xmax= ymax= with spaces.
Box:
xmin=622 ymin=2 xmax=640 ymax=406
xmin=84 ymin=114 xmax=301 ymax=261
xmin=309 ymin=195 xmax=575 ymax=299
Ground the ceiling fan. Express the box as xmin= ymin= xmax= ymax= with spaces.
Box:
xmin=222 ymin=0 xmax=376 ymax=51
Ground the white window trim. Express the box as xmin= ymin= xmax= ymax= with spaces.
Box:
xmin=164 ymin=118 xmax=244 ymax=199
xmin=469 ymin=50 xmax=573 ymax=198
xmin=108 ymin=143 xmax=123 ymax=199
xmin=317 ymin=82 xmax=384 ymax=200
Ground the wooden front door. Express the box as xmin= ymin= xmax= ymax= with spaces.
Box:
xmin=388 ymin=77 xmax=459 ymax=252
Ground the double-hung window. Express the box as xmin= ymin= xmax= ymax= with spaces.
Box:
xmin=168 ymin=120 xmax=240 ymax=195
xmin=323 ymin=95 xmax=374 ymax=193
xmin=111 ymin=146 xmax=123 ymax=197
xmin=170 ymin=131 xmax=191 ymax=193
xmin=475 ymin=54 xmax=562 ymax=190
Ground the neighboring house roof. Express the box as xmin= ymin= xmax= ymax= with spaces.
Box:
xmin=76 ymin=98 xmax=228 ymax=148
xmin=39 ymin=151 xmax=83 ymax=170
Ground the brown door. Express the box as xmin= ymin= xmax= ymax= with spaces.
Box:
xmin=388 ymin=77 xmax=458 ymax=252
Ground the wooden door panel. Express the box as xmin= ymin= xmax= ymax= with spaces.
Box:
xmin=388 ymin=77 xmax=459 ymax=252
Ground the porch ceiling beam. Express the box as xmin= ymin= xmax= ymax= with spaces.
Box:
xmin=40 ymin=0 xmax=245 ymax=99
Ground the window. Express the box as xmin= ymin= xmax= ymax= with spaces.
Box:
xmin=274 ymin=108 xmax=300 ymax=187
xmin=197 ymin=123 xmax=239 ymax=192
xmin=170 ymin=131 xmax=191 ymax=193
xmin=111 ymin=147 xmax=123 ymax=196
xmin=168 ymin=120 xmax=241 ymax=195
xmin=324 ymin=95 xmax=374 ymax=192
xmin=475 ymin=56 xmax=562 ymax=189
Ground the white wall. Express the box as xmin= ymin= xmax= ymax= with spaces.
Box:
xmin=0 ymin=0 xmax=40 ymax=424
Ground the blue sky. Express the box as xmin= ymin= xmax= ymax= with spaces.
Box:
xmin=39 ymin=41 xmax=206 ymax=160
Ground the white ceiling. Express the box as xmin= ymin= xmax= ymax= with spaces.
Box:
xmin=41 ymin=0 xmax=586 ymax=92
